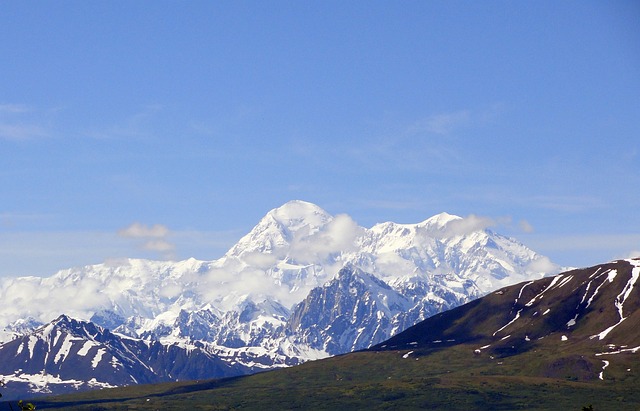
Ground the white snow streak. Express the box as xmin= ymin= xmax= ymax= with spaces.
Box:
xmin=516 ymin=281 xmax=534 ymax=303
xmin=596 ymin=345 xmax=640 ymax=356
xmin=54 ymin=335 xmax=74 ymax=364
xmin=593 ymin=263 xmax=640 ymax=340
xmin=599 ymin=360 xmax=609 ymax=380
xmin=556 ymin=275 xmax=573 ymax=288
xmin=77 ymin=340 xmax=94 ymax=356
xmin=525 ymin=276 xmax=562 ymax=307
xmin=92 ymin=348 xmax=106 ymax=368
xmin=584 ymin=269 xmax=615 ymax=309
xmin=27 ymin=336 xmax=37 ymax=359
xmin=493 ymin=310 xmax=522 ymax=337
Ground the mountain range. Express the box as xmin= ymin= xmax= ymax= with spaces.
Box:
xmin=27 ymin=258 xmax=640 ymax=410
xmin=0 ymin=200 xmax=561 ymax=399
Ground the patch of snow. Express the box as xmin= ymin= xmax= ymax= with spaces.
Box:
xmin=556 ymin=275 xmax=573 ymax=288
xmin=0 ymin=372 xmax=86 ymax=393
xmin=561 ymin=335 xmax=568 ymax=341
xmin=92 ymin=348 xmax=106 ymax=369
xmin=402 ymin=351 xmax=414 ymax=359
xmin=493 ymin=309 xmax=522 ymax=336
xmin=87 ymin=378 xmax=117 ymax=389
xmin=599 ymin=360 xmax=609 ymax=380
xmin=592 ymin=264 xmax=640 ymax=340
xmin=525 ymin=275 xmax=562 ymax=307
xmin=595 ymin=345 xmax=640 ymax=356
xmin=27 ymin=335 xmax=38 ymax=359
xmin=516 ymin=281 xmax=534 ymax=303
xmin=77 ymin=340 xmax=94 ymax=356
xmin=54 ymin=335 xmax=75 ymax=364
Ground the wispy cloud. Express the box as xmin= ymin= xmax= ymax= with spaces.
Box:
xmin=409 ymin=110 xmax=471 ymax=135
xmin=623 ymin=250 xmax=640 ymax=259
xmin=440 ymin=214 xmax=497 ymax=237
xmin=0 ymin=103 xmax=50 ymax=141
xmin=118 ymin=222 xmax=175 ymax=259
xmin=519 ymin=220 xmax=535 ymax=233
xmin=0 ymin=124 xmax=49 ymax=140
xmin=118 ymin=222 xmax=170 ymax=238
xmin=0 ymin=212 xmax=52 ymax=229
xmin=357 ymin=199 xmax=428 ymax=212
xmin=407 ymin=104 xmax=503 ymax=137
xmin=84 ymin=104 xmax=164 ymax=140
xmin=0 ymin=104 xmax=30 ymax=114
xmin=0 ymin=228 xmax=241 ymax=278
xmin=526 ymin=195 xmax=606 ymax=212
xmin=288 ymin=105 xmax=501 ymax=174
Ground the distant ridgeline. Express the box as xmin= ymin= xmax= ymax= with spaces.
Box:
xmin=0 ymin=201 xmax=561 ymax=399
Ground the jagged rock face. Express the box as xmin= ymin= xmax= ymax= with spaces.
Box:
xmin=287 ymin=266 xmax=412 ymax=354
xmin=0 ymin=200 xmax=562 ymax=398
xmin=0 ymin=316 xmax=254 ymax=400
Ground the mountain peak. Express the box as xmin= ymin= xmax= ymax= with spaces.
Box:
xmin=420 ymin=212 xmax=462 ymax=229
xmin=227 ymin=201 xmax=333 ymax=256
xmin=266 ymin=200 xmax=332 ymax=229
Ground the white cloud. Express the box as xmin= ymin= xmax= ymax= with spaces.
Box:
xmin=240 ymin=252 xmax=278 ymax=269
xmin=118 ymin=222 xmax=175 ymax=260
xmin=118 ymin=222 xmax=170 ymax=238
xmin=441 ymin=214 xmax=496 ymax=237
xmin=525 ymin=256 xmax=559 ymax=275
xmin=0 ymin=275 xmax=110 ymax=326
xmin=620 ymin=250 xmax=640 ymax=260
xmin=290 ymin=214 xmax=363 ymax=263
xmin=143 ymin=239 xmax=175 ymax=252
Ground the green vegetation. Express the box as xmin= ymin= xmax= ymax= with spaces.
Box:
xmin=33 ymin=343 xmax=640 ymax=410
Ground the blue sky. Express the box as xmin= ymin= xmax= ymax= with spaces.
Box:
xmin=1 ymin=1 xmax=639 ymax=276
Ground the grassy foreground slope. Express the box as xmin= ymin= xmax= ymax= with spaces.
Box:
xmin=32 ymin=347 xmax=638 ymax=410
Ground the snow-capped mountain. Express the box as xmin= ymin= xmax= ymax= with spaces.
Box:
xmin=0 ymin=200 xmax=561 ymax=397
xmin=374 ymin=258 xmax=640 ymax=383
xmin=0 ymin=315 xmax=262 ymax=399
